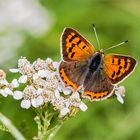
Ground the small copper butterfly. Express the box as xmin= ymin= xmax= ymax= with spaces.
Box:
xmin=59 ymin=27 xmax=137 ymax=101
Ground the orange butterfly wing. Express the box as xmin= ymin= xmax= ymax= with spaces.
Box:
xmin=104 ymin=54 xmax=137 ymax=84
xmin=82 ymin=53 xmax=137 ymax=101
xmin=59 ymin=27 xmax=95 ymax=91
xmin=61 ymin=28 xmax=95 ymax=61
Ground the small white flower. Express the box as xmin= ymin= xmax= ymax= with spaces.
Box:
xmin=11 ymin=79 xmax=19 ymax=88
xmin=43 ymin=90 xmax=52 ymax=103
xmin=38 ymin=70 xmax=47 ymax=78
xmin=4 ymin=87 xmax=13 ymax=95
xmin=54 ymin=90 xmax=60 ymax=98
xmin=117 ymin=86 xmax=125 ymax=97
xmin=0 ymin=79 xmax=9 ymax=85
xmin=13 ymin=91 xmax=23 ymax=100
xmin=33 ymin=59 xmax=48 ymax=71
xmin=60 ymin=107 xmax=70 ymax=116
xmin=46 ymin=58 xmax=52 ymax=64
xmin=0 ymin=89 xmax=8 ymax=97
xmin=36 ymin=96 xmax=44 ymax=106
xmin=18 ymin=75 xmax=28 ymax=84
xmin=9 ymin=68 xmax=19 ymax=73
xmin=68 ymin=92 xmax=81 ymax=107
xmin=32 ymin=61 xmax=37 ymax=67
xmin=65 ymin=100 xmax=70 ymax=108
xmin=37 ymin=88 xmax=43 ymax=95
xmin=58 ymin=84 xmax=63 ymax=92
xmin=114 ymin=85 xmax=125 ymax=104
xmin=79 ymin=102 xmax=88 ymax=112
xmin=63 ymin=88 xmax=72 ymax=95
xmin=33 ymin=73 xmax=39 ymax=81
xmin=23 ymin=85 xmax=36 ymax=97
xmin=31 ymin=98 xmax=38 ymax=108
xmin=58 ymin=84 xmax=72 ymax=95
xmin=52 ymin=62 xmax=59 ymax=69
xmin=21 ymin=100 xmax=31 ymax=109
xmin=51 ymin=96 xmax=65 ymax=110
xmin=18 ymin=57 xmax=30 ymax=67
xmin=115 ymin=91 xmax=124 ymax=104
xmin=70 ymin=92 xmax=80 ymax=99
xmin=45 ymin=70 xmax=53 ymax=79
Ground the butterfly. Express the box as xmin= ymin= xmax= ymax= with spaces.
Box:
xmin=59 ymin=27 xmax=137 ymax=101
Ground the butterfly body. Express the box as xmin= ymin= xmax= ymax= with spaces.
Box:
xmin=59 ymin=27 xmax=137 ymax=101
xmin=84 ymin=52 xmax=103 ymax=84
xmin=88 ymin=51 xmax=103 ymax=70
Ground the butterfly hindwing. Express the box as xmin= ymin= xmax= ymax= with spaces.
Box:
xmin=104 ymin=54 xmax=137 ymax=84
xmin=59 ymin=60 xmax=88 ymax=91
xmin=61 ymin=28 xmax=95 ymax=61
xmin=82 ymin=70 xmax=114 ymax=101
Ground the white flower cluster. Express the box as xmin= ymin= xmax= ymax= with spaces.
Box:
xmin=0 ymin=57 xmax=125 ymax=116
xmin=0 ymin=57 xmax=87 ymax=117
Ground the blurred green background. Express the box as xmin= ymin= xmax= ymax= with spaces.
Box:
xmin=0 ymin=0 xmax=140 ymax=139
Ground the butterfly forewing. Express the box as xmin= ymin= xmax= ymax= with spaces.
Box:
xmin=104 ymin=54 xmax=137 ymax=84
xmin=61 ymin=28 xmax=95 ymax=61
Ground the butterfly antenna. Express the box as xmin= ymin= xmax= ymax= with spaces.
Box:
xmin=104 ymin=40 xmax=128 ymax=52
xmin=92 ymin=24 xmax=101 ymax=50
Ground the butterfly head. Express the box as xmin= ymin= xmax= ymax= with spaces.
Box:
xmin=98 ymin=49 xmax=104 ymax=55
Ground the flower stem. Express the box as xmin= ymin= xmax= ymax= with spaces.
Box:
xmin=47 ymin=122 xmax=63 ymax=140
xmin=0 ymin=112 xmax=26 ymax=140
xmin=34 ymin=105 xmax=63 ymax=140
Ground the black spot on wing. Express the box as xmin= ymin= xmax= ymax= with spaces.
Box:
xmin=82 ymin=45 xmax=86 ymax=49
xmin=124 ymin=59 xmax=128 ymax=69
xmin=119 ymin=66 xmax=122 ymax=69
xmin=118 ymin=59 xmax=121 ymax=65
xmin=71 ymin=52 xmax=75 ymax=58
xmin=68 ymin=47 xmax=73 ymax=53
xmin=112 ymin=58 xmax=114 ymax=64
xmin=69 ymin=34 xmax=78 ymax=42
xmin=77 ymin=40 xmax=81 ymax=45
xmin=72 ymin=43 xmax=75 ymax=47
xmin=111 ymin=71 xmax=115 ymax=78
xmin=116 ymin=69 xmax=121 ymax=75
